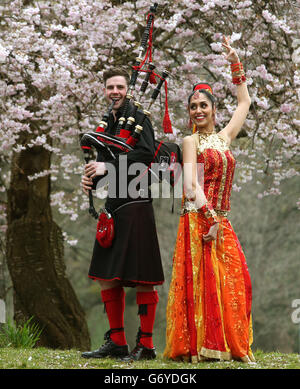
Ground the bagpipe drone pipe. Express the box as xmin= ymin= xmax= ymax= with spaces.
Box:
xmin=80 ymin=3 xmax=182 ymax=221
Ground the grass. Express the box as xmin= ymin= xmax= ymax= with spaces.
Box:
xmin=0 ymin=348 xmax=299 ymax=369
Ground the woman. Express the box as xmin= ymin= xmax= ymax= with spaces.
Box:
xmin=164 ymin=36 xmax=255 ymax=363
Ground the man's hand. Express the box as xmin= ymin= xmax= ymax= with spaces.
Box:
xmin=81 ymin=162 xmax=107 ymax=195
xmin=85 ymin=162 xmax=107 ymax=178
xmin=203 ymin=223 xmax=219 ymax=243
xmin=81 ymin=175 xmax=93 ymax=195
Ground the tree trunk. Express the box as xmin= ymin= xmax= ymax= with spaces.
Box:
xmin=6 ymin=144 xmax=90 ymax=350
xmin=0 ymin=238 xmax=6 ymax=329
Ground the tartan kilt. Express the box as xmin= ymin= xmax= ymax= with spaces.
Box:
xmin=88 ymin=200 xmax=164 ymax=287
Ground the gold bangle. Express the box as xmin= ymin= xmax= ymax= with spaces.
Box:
xmin=200 ymin=202 xmax=219 ymax=225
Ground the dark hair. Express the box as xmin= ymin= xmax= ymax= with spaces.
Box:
xmin=103 ymin=67 xmax=130 ymax=86
xmin=188 ymin=89 xmax=216 ymax=108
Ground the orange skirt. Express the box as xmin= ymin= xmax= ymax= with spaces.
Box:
xmin=164 ymin=211 xmax=255 ymax=363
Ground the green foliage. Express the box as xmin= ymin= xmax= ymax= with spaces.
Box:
xmin=0 ymin=317 xmax=43 ymax=349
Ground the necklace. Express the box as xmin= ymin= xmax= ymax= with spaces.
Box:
xmin=195 ymin=131 xmax=228 ymax=153
xmin=197 ymin=130 xmax=216 ymax=136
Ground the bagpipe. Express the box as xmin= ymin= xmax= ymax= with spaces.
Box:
xmin=80 ymin=3 xmax=182 ymax=237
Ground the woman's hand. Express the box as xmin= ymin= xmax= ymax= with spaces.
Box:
xmin=222 ymin=35 xmax=240 ymax=64
xmin=203 ymin=222 xmax=219 ymax=243
xmin=85 ymin=162 xmax=107 ymax=178
xmin=184 ymin=189 xmax=196 ymax=202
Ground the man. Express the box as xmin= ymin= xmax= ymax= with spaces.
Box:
xmin=81 ymin=68 xmax=164 ymax=361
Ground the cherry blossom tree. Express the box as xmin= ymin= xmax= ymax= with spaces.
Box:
xmin=0 ymin=0 xmax=299 ymax=347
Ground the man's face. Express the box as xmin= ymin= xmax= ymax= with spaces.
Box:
xmin=104 ymin=76 xmax=128 ymax=111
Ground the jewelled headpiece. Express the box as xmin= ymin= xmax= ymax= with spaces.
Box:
xmin=193 ymin=83 xmax=213 ymax=95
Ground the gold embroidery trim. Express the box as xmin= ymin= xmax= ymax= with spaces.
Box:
xmin=181 ymin=199 xmax=228 ymax=218
xmin=200 ymin=347 xmax=232 ymax=361
xmin=193 ymin=133 xmax=230 ymax=154
xmin=217 ymin=150 xmax=228 ymax=209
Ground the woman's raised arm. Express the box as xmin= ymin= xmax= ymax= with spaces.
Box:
xmin=218 ymin=36 xmax=251 ymax=144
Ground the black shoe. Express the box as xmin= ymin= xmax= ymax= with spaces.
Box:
xmin=81 ymin=328 xmax=129 ymax=359
xmin=121 ymin=328 xmax=156 ymax=362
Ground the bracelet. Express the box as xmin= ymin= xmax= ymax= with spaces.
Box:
xmin=231 ymin=62 xmax=246 ymax=85
xmin=184 ymin=190 xmax=196 ymax=201
xmin=200 ymin=202 xmax=219 ymax=225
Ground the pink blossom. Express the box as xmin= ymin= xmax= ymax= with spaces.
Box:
xmin=262 ymin=10 xmax=276 ymax=23
xmin=280 ymin=103 xmax=293 ymax=113
xmin=232 ymin=184 xmax=242 ymax=192
xmin=0 ymin=43 xmax=8 ymax=63
xmin=67 ymin=239 xmax=78 ymax=246
xmin=210 ymin=42 xmax=223 ymax=52
xmin=255 ymin=97 xmax=270 ymax=110
xmin=0 ymin=0 xmax=298 ymax=237
xmin=236 ymin=1 xmax=252 ymax=8
xmin=231 ymin=32 xmax=242 ymax=42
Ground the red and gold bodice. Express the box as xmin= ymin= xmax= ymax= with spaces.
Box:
xmin=197 ymin=132 xmax=235 ymax=212
xmin=183 ymin=132 xmax=236 ymax=216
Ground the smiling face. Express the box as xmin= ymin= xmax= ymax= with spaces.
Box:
xmin=189 ymin=92 xmax=216 ymax=132
xmin=104 ymin=75 xmax=128 ymax=112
